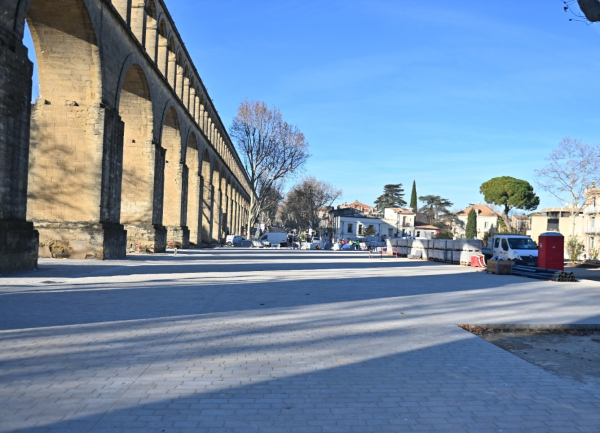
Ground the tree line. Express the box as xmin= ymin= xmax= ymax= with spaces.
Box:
xmin=229 ymin=100 xmax=600 ymax=245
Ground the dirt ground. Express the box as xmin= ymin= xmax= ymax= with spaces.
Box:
xmin=468 ymin=329 xmax=600 ymax=394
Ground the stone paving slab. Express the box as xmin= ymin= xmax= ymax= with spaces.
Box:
xmin=1 ymin=250 xmax=600 ymax=432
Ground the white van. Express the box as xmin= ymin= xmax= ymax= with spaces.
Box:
xmin=481 ymin=235 xmax=538 ymax=266
xmin=259 ymin=232 xmax=288 ymax=247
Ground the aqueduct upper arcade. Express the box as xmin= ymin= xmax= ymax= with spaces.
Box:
xmin=0 ymin=0 xmax=254 ymax=272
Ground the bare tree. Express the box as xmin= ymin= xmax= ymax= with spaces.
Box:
xmin=230 ymin=100 xmax=310 ymax=235
xmin=282 ymin=177 xmax=342 ymax=234
xmin=260 ymin=182 xmax=284 ymax=228
xmin=534 ymin=137 xmax=600 ymax=234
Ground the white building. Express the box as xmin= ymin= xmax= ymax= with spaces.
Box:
xmin=383 ymin=208 xmax=416 ymax=238
xmin=453 ymin=204 xmax=502 ymax=239
xmin=324 ymin=207 xmax=423 ymax=242
xmin=413 ymin=222 xmax=441 ymax=239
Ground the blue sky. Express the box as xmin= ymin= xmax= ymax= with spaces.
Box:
xmin=24 ymin=0 xmax=600 ymax=211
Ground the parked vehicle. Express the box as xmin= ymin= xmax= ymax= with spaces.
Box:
xmin=259 ymin=232 xmax=288 ymax=247
xmin=225 ymin=235 xmax=242 ymax=245
xmin=481 ymin=235 xmax=538 ymax=266
xmin=225 ymin=235 xmax=247 ymax=247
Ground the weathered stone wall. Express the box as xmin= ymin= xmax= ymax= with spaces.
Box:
xmin=0 ymin=29 xmax=39 ymax=273
xmin=0 ymin=0 xmax=256 ymax=271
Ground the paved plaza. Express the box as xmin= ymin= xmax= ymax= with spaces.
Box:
xmin=1 ymin=249 xmax=600 ymax=432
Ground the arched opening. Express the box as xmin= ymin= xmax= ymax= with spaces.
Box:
xmin=113 ymin=0 xmax=130 ymax=25
xmin=201 ymin=150 xmax=212 ymax=243
xmin=145 ymin=0 xmax=158 ymax=60
xmin=161 ymin=107 xmax=188 ymax=248
xmin=157 ymin=20 xmax=168 ymax=76
xmin=183 ymin=66 xmax=190 ymax=108
xmin=186 ymin=133 xmax=201 ymax=246
xmin=189 ymin=83 xmax=196 ymax=119
xmin=118 ymin=64 xmax=157 ymax=251
xmin=175 ymin=53 xmax=183 ymax=99
xmin=194 ymin=88 xmax=201 ymax=124
xmin=131 ymin=0 xmax=146 ymax=44
xmin=25 ymin=0 xmax=122 ymax=260
xmin=167 ymin=37 xmax=176 ymax=89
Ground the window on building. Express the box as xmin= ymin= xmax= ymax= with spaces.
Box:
xmin=416 ymin=231 xmax=421 ymax=237
xmin=547 ymin=218 xmax=559 ymax=231
xmin=591 ymin=237 xmax=595 ymax=250
xmin=592 ymin=217 xmax=596 ymax=228
xmin=347 ymin=223 xmax=353 ymax=234
xmin=358 ymin=225 xmax=364 ymax=235
xmin=388 ymin=228 xmax=393 ymax=236
xmin=402 ymin=216 xmax=406 ymax=226
xmin=484 ymin=222 xmax=489 ymax=228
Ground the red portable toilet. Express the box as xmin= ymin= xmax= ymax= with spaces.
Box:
xmin=538 ymin=232 xmax=564 ymax=271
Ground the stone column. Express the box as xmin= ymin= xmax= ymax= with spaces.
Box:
xmin=187 ymin=171 xmax=201 ymax=247
xmin=0 ymin=35 xmax=39 ymax=273
xmin=201 ymin=177 xmax=211 ymax=243
xmin=28 ymin=100 xmax=129 ymax=260
xmin=210 ymin=185 xmax=218 ymax=243
xmin=165 ymin=162 xmax=190 ymax=249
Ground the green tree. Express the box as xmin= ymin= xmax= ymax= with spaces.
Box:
xmin=418 ymin=195 xmax=453 ymax=227
xmin=566 ymin=236 xmax=584 ymax=264
xmin=374 ymin=184 xmax=406 ymax=210
xmin=479 ymin=176 xmax=539 ymax=233
xmin=434 ymin=230 xmax=453 ymax=239
xmin=410 ymin=181 xmax=417 ymax=213
xmin=465 ymin=208 xmax=477 ymax=239
xmin=364 ymin=226 xmax=377 ymax=236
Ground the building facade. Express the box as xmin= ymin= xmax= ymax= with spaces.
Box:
xmin=453 ymin=205 xmax=502 ymax=240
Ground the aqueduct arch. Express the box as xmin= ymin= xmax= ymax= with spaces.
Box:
xmin=0 ymin=0 xmax=255 ymax=272
xmin=26 ymin=0 xmax=127 ymax=260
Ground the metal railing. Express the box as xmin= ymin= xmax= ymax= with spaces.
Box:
xmin=585 ymin=207 xmax=600 ymax=214
xmin=585 ymin=227 xmax=600 ymax=234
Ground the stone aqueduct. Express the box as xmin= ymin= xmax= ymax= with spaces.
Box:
xmin=0 ymin=0 xmax=256 ymax=272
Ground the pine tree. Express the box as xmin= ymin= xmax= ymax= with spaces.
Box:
xmin=374 ymin=184 xmax=406 ymax=210
xmin=465 ymin=208 xmax=478 ymax=239
xmin=410 ymin=181 xmax=417 ymax=213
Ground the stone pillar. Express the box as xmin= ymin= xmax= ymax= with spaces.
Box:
xmin=165 ymin=163 xmax=190 ymax=249
xmin=210 ymin=185 xmax=217 ymax=243
xmin=0 ymin=35 xmax=39 ymax=273
xmin=223 ymin=193 xmax=229 ymax=237
xmin=28 ymin=101 xmax=127 ymax=260
xmin=150 ymin=145 xmax=168 ymax=252
xmin=187 ymin=171 xmax=201 ymax=247
xmin=201 ymin=177 xmax=211 ymax=243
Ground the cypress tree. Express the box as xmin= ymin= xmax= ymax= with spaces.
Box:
xmin=410 ymin=181 xmax=417 ymax=213
xmin=465 ymin=208 xmax=478 ymax=239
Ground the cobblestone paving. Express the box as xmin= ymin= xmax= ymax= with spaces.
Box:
xmin=1 ymin=250 xmax=600 ymax=432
